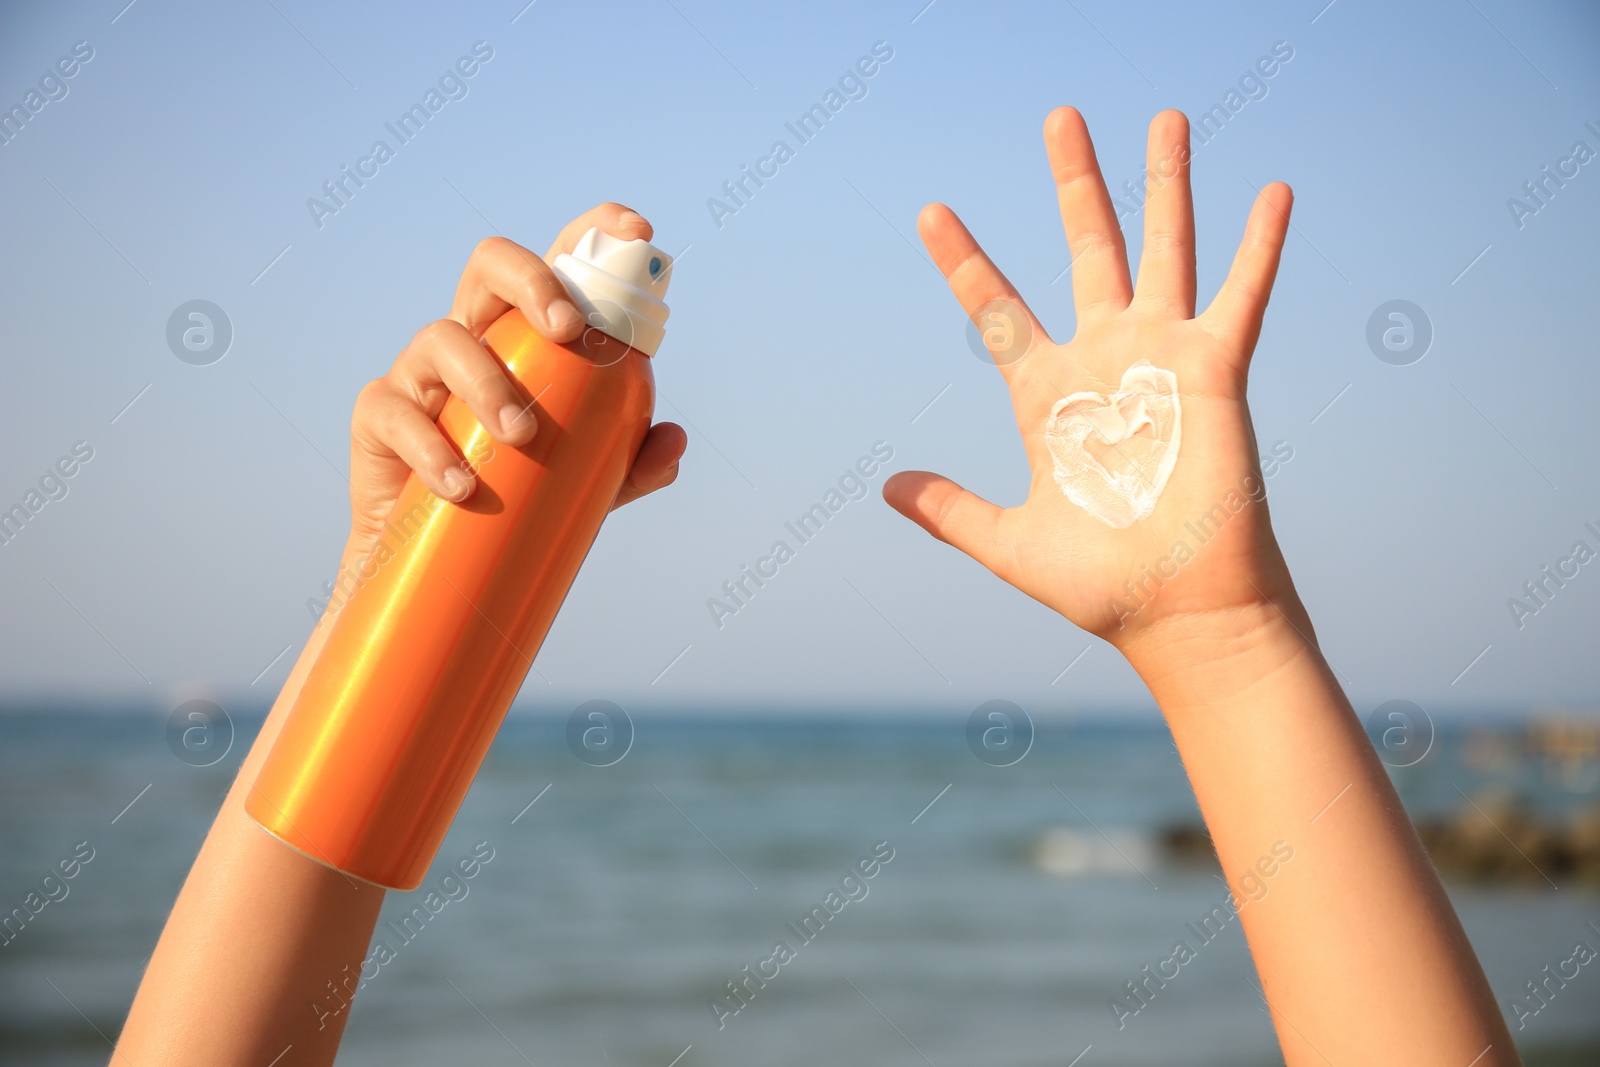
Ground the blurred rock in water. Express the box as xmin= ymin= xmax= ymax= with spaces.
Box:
xmin=1158 ymin=823 xmax=1217 ymax=869
xmin=1416 ymin=792 xmax=1600 ymax=888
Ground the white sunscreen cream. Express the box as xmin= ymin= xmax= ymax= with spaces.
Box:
xmin=1043 ymin=361 xmax=1181 ymax=528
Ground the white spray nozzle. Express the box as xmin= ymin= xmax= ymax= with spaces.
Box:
xmin=551 ymin=228 xmax=672 ymax=356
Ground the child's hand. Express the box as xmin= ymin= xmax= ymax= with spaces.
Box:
xmin=885 ymin=109 xmax=1299 ymax=653
xmin=345 ymin=202 xmax=687 ymax=556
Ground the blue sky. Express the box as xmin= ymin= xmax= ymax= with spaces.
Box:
xmin=0 ymin=0 xmax=1596 ymax=717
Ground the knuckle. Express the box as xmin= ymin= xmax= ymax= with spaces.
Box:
xmin=1227 ymin=275 xmax=1263 ymax=301
xmin=933 ymin=485 xmax=964 ymax=531
xmin=402 ymin=429 xmax=454 ymax=474
xmin=1053 ymin=159 xmax=1105 ymax=190
xmin=1135 ymin=292 xmax=1187 ymax=316
xmin=1142 ymin=231 xmax=1190 ymax=258
xmin=414 ymin=443 xmax=449 ymax=473
xmin=483 ymin=249 xmax=551 ymax=302
xmin=413 ymin=317 xmax=459 ymax=350
xmin=354 ymin=377 xmax=392 ymax=417
xmin=473 ymin=235 xmax=512 ymax=260
xmin=1072 ymin=230 xmax=1121 ymax=258
xmin=351 ymin=379 xmax=399 ymax=448
xmin=466 ymin=366 xmax=510 ymax=400
xmin=944 ymin=244 xmax=988 ymax=281
xmin=513 ymin=260 xmax=551 ymax=298
xmin=1077 ymin=295 xmax=1124 ymax=318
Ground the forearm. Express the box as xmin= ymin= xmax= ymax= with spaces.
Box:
xmin=117 ymin=553 xmax=385 ymax=1066
xmin=1124 ymin=600 xmax=1518 ymax=1066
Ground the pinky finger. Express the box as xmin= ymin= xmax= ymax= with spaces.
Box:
xmin=1199 ymin=182 xmax=1293 ymax=360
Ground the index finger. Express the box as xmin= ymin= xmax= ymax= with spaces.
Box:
xmin=917 ymin=202 xmax=1053 ymax=380
xmin=1199 ymin=182 xmax=1293 ymax=362
xmin=545 ymin=201 xmax=653 ymax=260
xmin=448 ymin=204 xmax=656 ymax=341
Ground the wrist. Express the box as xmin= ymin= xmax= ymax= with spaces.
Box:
xmin=1116 ymin=592 xmax=1324 ymax=718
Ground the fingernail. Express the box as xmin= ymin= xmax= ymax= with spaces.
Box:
xmin=618 ymin=210 xmax=647 ymax=231
xmin=546 ymin=299 xmax=581 ymax=335
xmin=440 ymin=467 xmax=473 ymax=501
xmin=499 ymin=403 xmax=534 ymax=436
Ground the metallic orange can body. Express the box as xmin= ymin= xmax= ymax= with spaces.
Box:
xmin=246 ymin=309 xmax=654 ymax=889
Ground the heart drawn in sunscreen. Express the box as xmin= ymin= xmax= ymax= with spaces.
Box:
xmin=1043 ymin=361 xmax=1181 ymax=528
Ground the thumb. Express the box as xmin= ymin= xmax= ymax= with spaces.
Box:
xmin=883 ymin=470 xmax=1010 ymax=579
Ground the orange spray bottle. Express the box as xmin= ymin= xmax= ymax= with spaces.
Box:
xmin=246 ymin=228 xmax=673 ymax=889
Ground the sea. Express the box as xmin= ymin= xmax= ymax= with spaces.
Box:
xmin=1 ymin=711 xmax=1596 ymax=1066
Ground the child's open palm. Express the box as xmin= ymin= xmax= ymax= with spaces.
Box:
xmin=885 ymin=108 xmax=1302 ymax=646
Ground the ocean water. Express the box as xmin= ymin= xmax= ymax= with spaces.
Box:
xmin=0 ymin=712 xmax=1596 ymax=1066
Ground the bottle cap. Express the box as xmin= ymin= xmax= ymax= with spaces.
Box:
xmin=551 ymin=228 xmax=672 ymax=357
